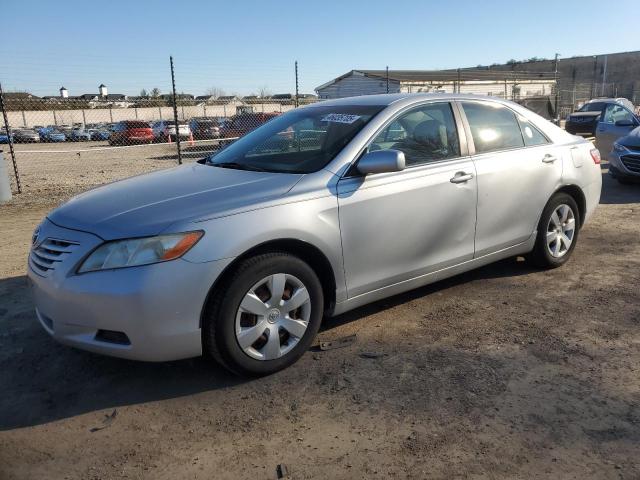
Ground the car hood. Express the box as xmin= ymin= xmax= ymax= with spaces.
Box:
xmin=619 ymin=126 xmax=640 ymax=147
xmin=48 ymin=164 xmax=303 ymax=240
xmin=569 ymin=112 xmax=601 ymax=119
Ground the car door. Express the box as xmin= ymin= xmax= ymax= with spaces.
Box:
xmin=596 ymin=104 xmax=639 ymax=154
xmin=337 ymin=102 xmax=477 ymax=298
xmin=458 ymin=100 xmax=562 ymax=257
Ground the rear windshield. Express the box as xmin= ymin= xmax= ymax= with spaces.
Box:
xmin=125 ymin=121 xmax=151 ymax=128
xmin=578 ymin=102 xmax=605 ymax=112
xmin=206 ymin=104 xmax=384 ymax=174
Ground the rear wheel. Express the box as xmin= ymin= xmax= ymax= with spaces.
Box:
xmin=528 ymin=193 xmax=580 ymax=268
xmin=202 ymin=252 xmax=324 ymax=376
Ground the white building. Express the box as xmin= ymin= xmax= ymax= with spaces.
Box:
xmin=316 ymin=69 xmax=556 ymax=100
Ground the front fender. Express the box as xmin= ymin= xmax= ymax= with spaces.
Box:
xmin=179 ymin=194 xmax=346 ymax=303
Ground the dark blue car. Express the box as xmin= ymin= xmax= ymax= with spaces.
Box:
xmin=39 ymin=128 xmax=66 ymax=142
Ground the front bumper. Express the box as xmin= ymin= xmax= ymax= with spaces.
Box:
xmin=608 ymin=151 xmax=640 ymax=180
xmin=28 ymin=219 xmax=233 ymax=362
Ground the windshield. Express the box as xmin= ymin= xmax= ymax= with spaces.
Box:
xmin=206 ymin=105 xmax=384 ymax=173
xmin=578 ymin=102 xmax=605 ymax=112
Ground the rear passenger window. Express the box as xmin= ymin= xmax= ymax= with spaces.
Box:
xmin=517 ymin=115 xmax=549 ymax=146
xmin=461 ymin=102 xmax=524 ymax=153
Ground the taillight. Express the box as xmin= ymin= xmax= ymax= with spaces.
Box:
xmin=590 ymin=148 xmax=601 ymax=164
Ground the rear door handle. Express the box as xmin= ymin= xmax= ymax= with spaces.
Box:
xmin=450 ymin=171 xmax=474 ymax=183
xmin=542 ymin=154 xmax=557 ymax=163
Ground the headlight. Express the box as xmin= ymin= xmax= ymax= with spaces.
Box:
xmin=613 ymin=142 xmax=628 ymax=153
xmin=78 ymin=231 xmax=203 ymax=273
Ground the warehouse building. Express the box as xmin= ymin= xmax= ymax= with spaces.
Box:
xmin=315 ymin=69 xmax=556 ymax=100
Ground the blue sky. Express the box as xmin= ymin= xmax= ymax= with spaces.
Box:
xmin=0 ymin=0 xmax=637 ymax=97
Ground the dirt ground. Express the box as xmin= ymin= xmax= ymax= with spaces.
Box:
xmin=0 ymin=166 xmax=639 ymax=479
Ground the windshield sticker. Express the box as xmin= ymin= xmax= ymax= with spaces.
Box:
xmin=321 ymin=113 xmax=362 ymax=124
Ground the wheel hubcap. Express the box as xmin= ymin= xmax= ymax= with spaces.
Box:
xmin=235 ymin=273 xmax=311 ymax=361
xmin=546 ymin=204 xmax=576 ymax=258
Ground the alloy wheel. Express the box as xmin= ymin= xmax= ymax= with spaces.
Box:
xmin=546 ymin=204 xmax=576 ymax=258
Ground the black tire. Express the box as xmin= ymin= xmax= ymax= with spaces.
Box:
xmin=202 ymin=252 xmax=324 ymax=376
xmin=528 ymin=192 xmax=580 ymax=269
xmin=618 ymin=178 xmax=633 ymax=185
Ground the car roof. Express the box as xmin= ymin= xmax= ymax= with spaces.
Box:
xmin=305 ymin=93 xmax=523 ymax=108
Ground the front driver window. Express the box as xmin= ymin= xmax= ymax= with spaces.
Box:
xmin=603 ymin=104 xmax=634 ymax=125
xmin=368 ymin=103 xmax=460 ymax=166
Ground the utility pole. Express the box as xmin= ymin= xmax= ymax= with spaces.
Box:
xmin=386 ymin=66 xmax=389 ymax=93
xmin=590 ymin=56 xmax=598 ymax=99
xmin=554 ymin=53 xmax=560 ymax=125
xmin=170 ymin=56 xmax=182 ymax=165
xmin=294 ymin=61 xmax=299 ymax=108
xmin=601 ymin=55 xmax=608 ymax=96
xmin=457 ymin=68 xmax=461 ymax=94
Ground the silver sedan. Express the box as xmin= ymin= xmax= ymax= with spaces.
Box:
xmin=28 ymin=94 xmax=602 ymax=375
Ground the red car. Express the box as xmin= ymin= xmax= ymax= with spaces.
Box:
xmin=109 ymin=121 xmax=154 ymax=146
xmin=219 ymin=112 xmax=280 ymax=139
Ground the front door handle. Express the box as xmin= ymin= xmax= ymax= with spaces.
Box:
xmin=542 ymin=154 xmax=557 ymax=163
xmin=450 ymin=171 xmax=474 ymax=183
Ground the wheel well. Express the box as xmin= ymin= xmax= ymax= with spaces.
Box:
xmin=555 ymin=185 xmax=586 ymax=227
xmin=200 ymin=239 xmax=337 ymax=327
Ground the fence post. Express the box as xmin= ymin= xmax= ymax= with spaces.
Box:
xmin=554 ymin=53 xmax=560 ymax=125
xmin=53 ymin=110 xmax=58 ymax=125
xmin=0 ymin=151 xmax=12 ymax=202
xmin=169 ymin=56 xmax=183 ymax=165
xmin=22 ymin=110 xmax=27 ymax=127
xmin=0 ymin=83 xmax=21 ymax=194
xmin=109 ymin=108 xmax=113 ymax=123
xmin=294 ymin=60 xmax=299 ymax=108
xmin=82 ymin=109 xmax=87 ymax=127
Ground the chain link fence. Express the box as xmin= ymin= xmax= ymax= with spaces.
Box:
xmin=0 ymin=56 xmax=319 ymax=202
xmin=3 ymin=56 xmax=635 ymax=202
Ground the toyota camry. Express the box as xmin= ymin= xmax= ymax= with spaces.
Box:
xmin=28 ymin=94 xmax=602 ymax=375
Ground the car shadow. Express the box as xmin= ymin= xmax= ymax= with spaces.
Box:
xmin=0 ymin=275 xmax=248 ymax=430
xmin=322 ymin=256 xmax=535 ymax=332
xmin=0 ymin=256 xmax=536 ymax=431
xmin=599 ymin=168 xmax=640 ymax=204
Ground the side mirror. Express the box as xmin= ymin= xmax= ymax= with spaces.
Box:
xmin=615 ymin=119 xmax=635 ymax=127
xmin=357 ymin=149 xmax=406 ymax=175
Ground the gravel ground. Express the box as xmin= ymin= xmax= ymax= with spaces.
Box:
xmin=3 ymin=140 xmax=220 ymax=205
xmin=0 ymin=162 xmax=639 ymax=480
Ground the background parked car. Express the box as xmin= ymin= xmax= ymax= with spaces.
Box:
xmin=39 ymin=128 xmax=66 ymax=142
xmin=152 ymin=120 xmax=191 ymax=142
xmin=0 ymin=131 xmax=13 ymax=143
xmin=608 ymin=126 xmax=640 ymax=184
xmin=219 ymin=112 xmax=280 ymax=138
xmin=595 ymin=102 xmax=640 ymax=155
xmin=189 ymin=117 xmax=220 ymax=139
xmin=109 ymin=121 xmax=154 ymax=145
xmin=68 ymin=129 xmax=92 ymax=142
xmin=565 ymin=98 xmax=636 ymax=137
xmin=13 ymin=129 xmax=40 ymax=143
xmin=88 ymin=129 xmax=111 ymax=141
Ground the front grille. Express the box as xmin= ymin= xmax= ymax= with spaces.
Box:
xmin=29 ymin=238 xmax=79 ymax=276
xmin=569 ymin=116 xmax=596 ymax=124
xmin=621 ymin=155 xmax=640 ymax=174
xmin=624 ymin=144 xmax=640 ymax=153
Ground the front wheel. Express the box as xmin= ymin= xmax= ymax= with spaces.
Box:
xmin=528 ymin=193 xmax=580 ymax=268
xmin=202 ymin=253 xmax=324 ymax=376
